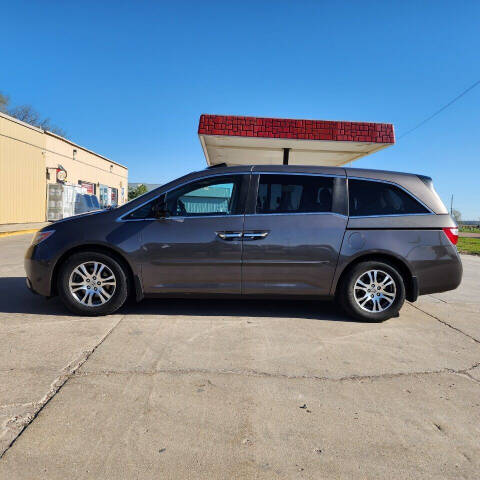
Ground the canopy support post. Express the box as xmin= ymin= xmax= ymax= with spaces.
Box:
xmin=283 ymin=148 xmax=290 ymax=165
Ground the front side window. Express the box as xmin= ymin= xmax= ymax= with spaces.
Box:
xmin=125 ymin=175 xmax=243 ymax=219
xmin=256 ymin=174 xmax=333 ymax=214
xmin=348 ymin=179 xmax=429 ymax=216
xmin=167 ymin=177 xmax=241 ymax=216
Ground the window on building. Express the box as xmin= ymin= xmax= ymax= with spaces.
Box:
xmin=256 ymin=174 xmax=333 ymax=214
xmin=78 ymin=181 xmax=96 ymax=195
xmin=348 ymin=179 xmax=429 ymax=216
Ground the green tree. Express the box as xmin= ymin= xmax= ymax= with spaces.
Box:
xmin=128 ymin=184 xmax=148 ymax=201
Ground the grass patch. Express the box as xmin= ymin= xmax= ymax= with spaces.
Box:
xmin=457 ymin=237 xmax=480 ymax=255
xmin=460 ymin=226 xmax=480 ymax=234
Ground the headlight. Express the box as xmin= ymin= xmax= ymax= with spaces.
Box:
xmin=31 ymin=230 xmax=55 ymax=246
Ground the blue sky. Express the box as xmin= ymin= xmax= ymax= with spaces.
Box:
xmin=2 ymin=1 xmax=479 ymax=219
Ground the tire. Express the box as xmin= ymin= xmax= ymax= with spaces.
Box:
xmin=58 ymin=251 xmax=129 ymax=316
xmin=338 ymin=261 xmax=406 ymax=322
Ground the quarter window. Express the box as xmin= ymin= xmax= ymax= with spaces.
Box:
xmin=348 ymin=179 xmax=429 ymax=216
xmin=256 ymin=174 xmax=333 ymax=214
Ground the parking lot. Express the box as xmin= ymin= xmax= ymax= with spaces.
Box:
xmin=0 ymin=233 xmax=479 ymax=479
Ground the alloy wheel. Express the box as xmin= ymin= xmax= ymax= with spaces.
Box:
xmin=353 ymin=269 xmax=396 ymax=313
xmin=68 ymin=261 xmax=117 ymax=306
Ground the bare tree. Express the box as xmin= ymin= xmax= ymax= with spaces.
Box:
xmin=451 ymin=208 xmax=462 ymax=224
xmin=0 ymin=91 xmax=66 ymax=137
xmin=8 ymin=105 xmax=41 ymax=125
xmin=0 ymin=92 xmax=9 ymax=113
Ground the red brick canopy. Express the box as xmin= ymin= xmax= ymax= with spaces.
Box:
xmin=198 ymin=114 xmax=394 ymax=144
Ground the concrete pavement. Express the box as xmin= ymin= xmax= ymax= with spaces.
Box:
xmin=459 ymin=232 xmax=480 ymax=238
xmin=0 ymin=234 xmax=479 ymax=479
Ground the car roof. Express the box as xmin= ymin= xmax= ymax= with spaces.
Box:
xmin=202 ymin=164 xmax=424 ymax=180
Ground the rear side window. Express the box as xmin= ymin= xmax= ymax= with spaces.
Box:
xmin=348 ymin=179 xmax=429 ymax=216
xmin=256 ymin=174 xmax=333 ymax=214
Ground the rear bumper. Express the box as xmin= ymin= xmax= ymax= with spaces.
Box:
xmin=416 ymin=246 xmax=463 ymax=296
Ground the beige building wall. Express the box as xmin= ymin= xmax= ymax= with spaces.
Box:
xmin=0 ymin=113 xmax=46 ymax=224
xmin=44 ymin=133 xmax=128 ymax=205
xmin=0 ymin=112 xmax=128 ymax=224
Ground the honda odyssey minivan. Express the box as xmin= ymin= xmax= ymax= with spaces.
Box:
xmin=25 ymin=165 xmax=462 ymax=321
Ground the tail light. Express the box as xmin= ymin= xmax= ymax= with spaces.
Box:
xmin=443 ymin=227 xmax=458 ymax=245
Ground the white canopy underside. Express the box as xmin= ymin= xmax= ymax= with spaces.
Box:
xmin=200 ymin=135 xmax=392 ymax=167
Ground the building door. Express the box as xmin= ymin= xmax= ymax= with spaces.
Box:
xmin=99 ymin=185 xmax=110 ymax=208
xmin=136 ymin=174 xmax=249 ymax=294
xmin=242 ymin=173 xmax=347 ymax=296
xmin=111 ymin=188 xmax=118 ymax=207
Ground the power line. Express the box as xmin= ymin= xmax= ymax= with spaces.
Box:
xmin=398 ymin=79 xmax=480 ymax=140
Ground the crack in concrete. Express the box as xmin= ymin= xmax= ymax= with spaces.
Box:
xmin=408 ymin=302 xmax=480 ymax=344
xmin=453 ymin=371 xmax=480 ymax=385
xmin=0 ymin=315 xmax=125 ymax=459
xmin=427 ymin=294 xmax=448 ymax=304
xmin=74 ymin=360 xmax=480 ymax=384
xmin=2 ymin=299 xmax=478 ymax=460
xmin=0 ymin=367 xmax=59 ymax=374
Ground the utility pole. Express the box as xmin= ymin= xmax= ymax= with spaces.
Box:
xmin=450 ymin=194 xmax=453 ymax=215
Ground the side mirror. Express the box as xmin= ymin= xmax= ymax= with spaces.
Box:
xmin=151 ymin=197 xmax=169 ymax=219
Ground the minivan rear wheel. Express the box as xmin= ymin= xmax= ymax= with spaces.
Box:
xmin=339 ymin=261 xmax=406 ymax=322
xmin=58 ymin=252 xmax=128 ymax=316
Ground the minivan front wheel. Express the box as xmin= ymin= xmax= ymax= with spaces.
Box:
xmin=339 ymin=261 xmax=406 ymax=322
xmin=58 ymin=252 xmax=128 ymax=316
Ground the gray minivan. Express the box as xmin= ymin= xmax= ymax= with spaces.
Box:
xmin=25 ymin=165 xmax=462 ymax=321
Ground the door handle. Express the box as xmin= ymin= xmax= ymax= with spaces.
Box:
xmin=216 ymin=231 xmax=243 ymax=241
xmin=242 ymin=231 xmax=269 ymax=241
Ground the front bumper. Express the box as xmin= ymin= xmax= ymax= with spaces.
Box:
xmin=25 ymin=276 xmax=39 ymax=295
xmin=24 ymin=245 xmax=55 ymax=297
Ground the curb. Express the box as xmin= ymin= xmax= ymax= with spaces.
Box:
xmin=0 ymin=229 xmax=39 ymax=238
